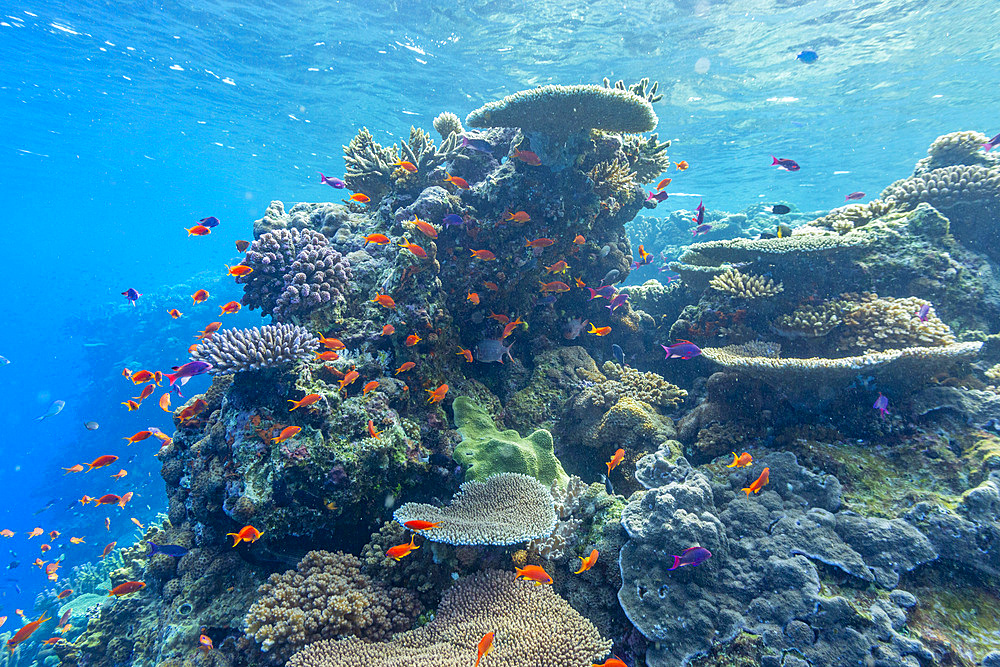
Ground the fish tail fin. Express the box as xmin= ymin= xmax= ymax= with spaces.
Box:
xmin=771 ymin=155 xmax=779 ymax=165
xmin=742 ymin=487 xmax=752 ymax=497
xmin=165 ymin=371 xmax=179 ymax=386
xmin=668 ymin=555 xmax=680 ymax=571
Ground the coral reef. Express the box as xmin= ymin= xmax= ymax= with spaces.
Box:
xmin=191 ymin=324 xmax=318 ymax=373
xmin=432 ymin=111 xmax=463 ymax=140
xmin=342 ymin=127 xmax=398 ymax=200
xmin=708 ymin=268 xmax=783 ymax=298
xmin=393 ymin=473 xmax=556 ymax=546
xmin=838 ymin=293 xmax=956 ymax=350
xmin=577 ymin=361 xmax=687 ymax=411
xmin=287 ymin=570 xmax=611 ymax=667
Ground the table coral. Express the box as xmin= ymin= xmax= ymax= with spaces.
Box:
xmin=287 ymin=570 xmax=611 ymax=667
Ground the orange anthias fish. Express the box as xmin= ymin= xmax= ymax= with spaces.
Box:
xmin=574 ymin=277 xmax=586 ymax=288
xmin=367 ymin=420 xmax=381 ymax=439
xmin=56 ymin=589 xmax=73 ymax=599
xmin=131 ymin=517 xmax=144 ymax=530
xmin=573 ymin=234 xmax=585 ymax=244
xmin=656 ymin=177 xmax=672 ymax=190
xmin=196 ymin=321 xmax=222 ymax=339
xmin=405 ymin=334 xmax=422 ymax=347
xmin=364 ymin=233 xmax=391 ymax=246
xmin=483 ymin=281 xmax=499 ymax=291
xmin=220 ymin=301 xmax=242 ymax=314
xmin=69 ymin=537 xmax=85 ymax=545
xmin=675 ymin=160 xmax=689 ymax=171
xmin=512 ymin=148 xmax=541 ymax=165
xmin=489 ymin=312 xmax=510 ymax=324
xmin=443 ymin=173 xmax=470 ymax=189
xmin=381 ymin=324 xmax=395 ymax=336
xmin=394 ymin=362 xmax=415 ymax=375
xmin=226 ymin=264 xmax=253 ymax=277
xmin=574 ymin=549 xmax=599 ymax=574
xmin=33 ymin=559 xmax=46 ymax=569
xmin=27 ymin=528 xmax=43 ymax=539
xmin=593 ymin=656 xmax=629 ymax=667
xmin=6 ymin=612 xmax=51 ymax=652
xmin=93 ymin=494 xmax=122 ymax=507
xmin=545 ymin=261 xmax=569 ymax=274
xmin=467 ymin=292 xmax=480 ymax=305
xmin=40 ymin=544 xmax=51 ymax=553
xmin=159 ymin=393 xmax=171 ymax=412
xmin=373 ymin=294 xmax=397 ymax=309
xmin=727 ymin=452 xmax=753 ymax=468
xmin=606 ymin=448 xmax=625 ymax=475
xmin=588 ymin=324 xmax=612 ymax=336
xmin=539 ymin=281 xmax=570 ymax=293
xmin=743 ymin=467 xmax=770 ymax=497
xmin=288 ymin=394 xmax=322 ymax=411
xmin=185 ymin=225 xmax=211 ymax=236
xmin=130 ymin=370 xmax=154 ymax=384
xmin=124 ymin=430 xmax=153 ymax=444
xmin=318 ymin=334 xmax=347 ymax=350
xmin=456 ymin=347 xmax=473 ymax=363
xmin=507 ymin=210 xmax=531 ymax=223
xmin=168 ymin=308 xmax=182 ymax=319
xmin=121 ymin=400 xmax=140 ymax=412
xmin=108 ymin=581 xmax=146 ymax=597
xmin=399 ymin=239 xmax=428 ymax=259
xmin=426 ymin=384 xmax=449 ymax=404
xmin=475 ymin=631 xmax=495 ymax=667
xmin=338 ymin=370 xmax=360 ymax=391
xmin=363 ymin=381 xmax=379 ymax=394
xmin=79 ymin=496 xmax=93 ymax=506
xmin=350 ymin=193 xmax=371 ymax=203
xmin=514 ymin=564 xmax=553 ymax=586
xmin=111 ymin=469 xmax=127 ymax=480
xmin=101 ymin=542 xmax=117 ymax=558
xmin=501 ymin=317 xmax=524 ymax=339
xmin=271 ymin=426 xmax=302 ymax=444
xmin=470 ymin=249 xmax=496 ymax=261
xmin=392 ymin=160 xmax=418 ymax=173
xmin=177 ymin=399 xmax=208 ymax=422
xmin=191 ymin=289 xmax=210 ymax=304
xmin=315 ymin=350 xmax=340 ymax=362
xmin=42 ymin=637 xmax=62 ymax=646
xmin=0 ymin=530 xmax=12 ymax=538
xmin=227 ymin=525 xmax=264 ymax=547
xmin=409 ymin=217 xmax=438 ymax=239
xmin=62 ymin=464 xmax=85 ymax=475
xmin=86 ymin=455 xmax=118 ymax=472
xmin=199 ymin=634 xmax=214 ymax=651
xmin=403 ymin=520 xmax=440 ymax=531
xmin=385 ymin=535 xmax=419 ymax=561
xmin=118 ymin=491 xmax=133 ymax=508
xmin=525 ymin=237 xmax=554 ymax=248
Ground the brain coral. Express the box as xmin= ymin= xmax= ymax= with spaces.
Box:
xmin=238 ymin=227 xmax=351 ymax=324
xmin=287 ymin=570 xmax=612 ymax=667
xmin=393 ymin=473 xmax=556 ymax=546
xmin=190 ymin=324 xmax=318 ymax=374
xmin=244 ymin=550 xmax=421 ymax=664
xmin=465 ymin=84 xmax=657 ymax=134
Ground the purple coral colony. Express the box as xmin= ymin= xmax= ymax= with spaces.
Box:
xmin=21 ymin=81 xmax=1000 ymax=667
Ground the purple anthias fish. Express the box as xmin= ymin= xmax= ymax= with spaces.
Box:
xmin=696 ymin=199 xmax=706 ymax=212
xmin=771 ymin=156 xmax=801 ymax=171
xmin=873 ymin=392 xmax=889 ymax=419
xmin=983 ymin=132 xmax=1000 ymax=152
xmin=166 ymin=360 xmax=213 ymax=386
xmin=587 ymin=285 xmax=618 ymax=301
xmin=646 ymin=190 xmax=669 ymax=203
xmin=844 ymin=192 xmax=865 ymax=201
xmin=442 ymin=213 xmax=464 ymax=227
xmin=319 ymin=173 xmax=346 ymax=188
xmin=668 ymin=546 xmax=712 ymax=570
xmin=691 ymin=201 xmax=706 ymax=226
xmin=662 ymin=340 xmax=702 ymax=360
xmin=199 ymin=216 xmax=220 ymax=228
xmin=692 ymin=224 xmax=712 ymax=237
xmin=121 ymin=288 xmax=142 ymax=306
xmin=474 ymin=339 xmax=514 ymax=364
xmin=460 ymin=135 xmax=492 ymax=153
xmin=607 ymin=293 xmax=629 ymax=313
xmin=916 ymin=303 xmax=931 ymax=322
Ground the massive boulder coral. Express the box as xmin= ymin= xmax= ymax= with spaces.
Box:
xmin=619 ymin=448 xmax=937 ymax=667
xmin=237 ymin=227 xmax=352 ymax=325
xmin=244 ymin=550 xmax=421 ymax=664
xmin=287 ymin=570 xmax=612 ymax=667
xmin=913 ymin=130 xmax=1000 ymax=175
xmin=393 ymin=473 xmax=556 ymax=546
xmin=190 ymin=324 xmax=318 ymax=374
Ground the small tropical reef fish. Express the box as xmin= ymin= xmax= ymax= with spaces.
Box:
xmin=226 ymin=264 xmax=252 ymax=277
xmin=6 ymin=612 xmax=50 ymax=651
xmin=272 ymin=426 xmax=301 ymax=443
xmin=166 ymin=360 xmax=212 ymax=386
xmin=219 ymin=301 xmax=241 ymax=314
xmin=319 ymin=334 xmax=347 ymax=350
xmin=132 ymin=384 xmax=154 ymax=402
xmin=394 ymin=362 xmax=415 ymax=375
xmin=108 ymin=581 xmax=145 ymax=596
xmin=338 ymin=370 xmax=360 ymax=390
xmin=101 ymin=542 xmax=116 ymax=558
xmin=470 ymin=249 xmax=496 ymax=261
xmin=606 ymin=448 xmax=625 ymax=475
xmin=177 ymin=398 xmax=208 ymax=422
xmin=656 ymin=177 xmax=672 ymax=190
xmin=191 ymin=289 xmax=210 ymax=304
xmin=196 ymin=321 xmax=222 ymax=339
xmin=873 ymin=392 xmax=889 ymax=418
xmin=612 ymin=343 xmax=625 ymax=366
xmin=86 ymin=455 xmax=118 ymax=471
xmin=319 ymin=173 xmax=346 ymax=188
xmin=409 ymin=217 xmax=438 ymax=238
xmin=288 ymin=394 xmax=321 ymax=411
xmin=562 ymin=318 xmax=589 ymax=340
xmin=27 ymin=528 xmax=43 ymax=538
xmin=692 ymin=223 xmax=712 ymax=237
xmin=646 ymin=190 xmax=668 ymax=203
xmin=386 ymin=535 xmax=419 ymax=561
xmin=460 ymin=135 xmax=492 ymax=153
xmin=350 ymin=193 xmax=370 ymax=203
xmin=0 ymin=530 xmax=12 ymax=537
xmin=456 ymin=347 xmax=474 ymax=363
xmin=771 ymin=155 xmax=800 ymax=171
xmin=123 ymin=430 xmax=152 ymax=444
xmin=467 ymin=292 xmax=480 ymax=305
xmin=235 ymin=239 xmax=250 ymax=252
xmin=185 ymin=225 xmax=211 ymax=236
xmin=674 ymin=160 xmax=689 ymax=171
xmin=845 ymin=191 xmax=865 ymax=201
xmin=130 ymin=369 xmax=154 ymax=384
xmin=56 ymin=588 xmax=73 ymax=599
xmin=367 ymin=420 xmax=381 ymax=439
xmin=769 ymin=204 xmax=791 ymax=214
xmin=776 ymin=223 xmax=793 ymax=238
xmin=574 ymin=549 xmax=598 ymax=574
xmin=593 ymin=656 xmax=628 ymax=667
xmin=514 ymin=564 xmax=552 ymax=586
xmin=743 ymin=467 xmax=770 ymax=496
xmin=227 ymin=525 xmax=263 ymax=547
xmin=662 ymin=340 xmax=702 ymax=359
xmin=525 ymin=237 xmax=553 ymax=249
xmin=392 ymin=160 xmax=417 ymax=172
xmin=36 ymin=400 xmax=65 ymax=421
xmin=512 ymin=148 xmax=541 ymax=165
xmin=668 ymin=546 xmax=712 ymax=570
xmin=475 ymin=339 xmax=514 ymax=364
xmin=69 ymin=537 xmax=85 ymax=545
xmin=399 ymin=239 xmax=428 ymax=258
xmin=121 ymin=399 xmax=139 ymax=411
xmin=93 ymin=494 xmax=121 ymax=507
xmin=727 ymin=452 xmax=753 ymax=468
xmin=443 ymin=173 xmax=470 ymax=189
xmin=199 ymin=634 xmax=214 ymax=651
xmin=545 ymin=260 xmax=569 ymax=274
xmin=538 ymin=281 xmax=570 ymax=293
xmin=168 ymin=308 xmax=183 ymax=318
xmin=691 ymin=199 xmax=706 ymax=225
xmin=403 ymin=520 xmax=440 ymax=531
xmin=587 ymin=285 xmax=617 ymax=300
xmin=426 ymin=384 xmax=448 ymax=404
xmin=796 ymin=49 xmax=818 ymax=63
xmin=507 ymin=210 xmax=531 ymax=223
xmin=373 ymin=294 xmax=396 ymax=309
xmin=607 ymin=293 xmax=628 ymax=313
xmin=983 ymin=132 xmax=1000 ymax=152
xmin=442 ymin=213 xmax=464 ymax=227
xmin=573 ymin=234 xmax=585 ymax=244
xmin=588 ymin=324 xmax=611 ymax=336
xmin=159 ymin=393 xmax=171 ymax=412
xmin=915 ymin=303 xmax=930 ymax=321
xmin=364 ymin=233 xmax=390 ymax=246
xmin=405 ymin=334 xmax=422 ymax=347
xmin=381 ymin=324 xmax=395 ymax=336
xmin=121 ymin=288 xmax=142 ymax=306
xmin=363 ymin=381 xmax=379 ymax=394
xmin=475 ymin=631 xmax=494 ymax=667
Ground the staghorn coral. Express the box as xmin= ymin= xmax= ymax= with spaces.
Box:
xmin=709 ymin=268 xmax=783 ymax=298
xmin=602 ymin=76 xmax=663 ymax=103
xmin=238 ymin=227 xmax=351 ymax=323
xmin=397 ymin=125 xmax=463 ymax=176
xmin=809 ymin=198 xmax=895 ymax=231
xmin=343 ymin=127 xmax=399 ymax=200
xmin=432 ymin=111 xmax=463 ymax=140
xmin=244 ymin=550 xmax=421 ymax=664
xmin=587 ymin=157 xmax=638 ymax=199
xmin=621 ymin=132 xmax=670 ymax=183
xmin=465 ymin=84 xmax=657 ymax=134
xmin=772 ymin=303 xmax=844 ymax=338
xmin=191 ymin=324 xmax=317 ymax=374
xmin=839 ymin=294 xmax=956 ymax=351
xmin=577 ymin=361 xmax=687 ymax=411
xmin=287 ymin=570 xmax=611 ymax=667
xmin=393 ymin=473 xmax=556 ymax=546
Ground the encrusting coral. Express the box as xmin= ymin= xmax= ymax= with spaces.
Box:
xmin=244 ymin=550 xmax=421 ymax=664
xmin=708 ymin=267 xmax=783 ymax=298
xmin=393 ymin=473 xmax=556 ymax=546
xmin=286 ymin=570 xmax=612 ymax=667
xmin=190 ymin=324 xmax=318 ymax=373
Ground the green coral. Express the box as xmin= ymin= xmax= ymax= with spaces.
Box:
xmin=452 ymin=395 xmax=568 ymax=487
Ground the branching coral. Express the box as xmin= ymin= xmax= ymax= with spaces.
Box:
xmin=393 ymin=473 xmax=556 ymax=546
xmin=587 ymin=158 xmax=638 ymax=199
xmin=191 ymin=324 xmax=317 ymax=373
xmin=287 ymin=570 xmax=611 ymax=667
xmin=244 ymin=550 xmax=421 ymax=664
xmin=772 ymin=303 xmax=844 ymax=338
xmin=709 ymin=268 xmax=783 ymax=298
xmin=397 ymin=126 xmax=463 ymax=176
xmin=602 ymin=76 xmax=663 ymax=103
xmin=621 ymin=132 xmax=670 ymax=183
xmin=577 ymin=362 xmax=687 ymax=411
xmin=343 ymin=127 xmax=399 ymax=200
xmin=838 ymin=294 xmax=956 ymax=351
xmin=465 ymin=84 xmax=657 ymax=134
xmin=432 ymin=111 xmax=463 ymax=140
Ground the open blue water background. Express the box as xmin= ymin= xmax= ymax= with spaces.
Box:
xmin=0 ymin=0 xmax=997 ymax=614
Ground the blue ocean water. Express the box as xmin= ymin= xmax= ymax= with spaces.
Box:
xmin=0 ymin=0 xmax=998 ymax=642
